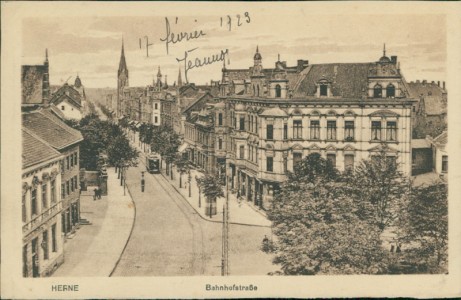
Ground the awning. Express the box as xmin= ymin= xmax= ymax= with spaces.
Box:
xmin=178 ymin=142 xmax=190 ymax=153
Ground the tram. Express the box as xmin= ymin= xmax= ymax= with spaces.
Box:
xmin=146 ymin=154 xmax=161 ymax=174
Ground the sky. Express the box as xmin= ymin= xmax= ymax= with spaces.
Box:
xmin=22 ymin=8 xmax=446 ymax=89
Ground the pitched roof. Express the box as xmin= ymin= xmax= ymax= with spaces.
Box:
xmin=50 ymin=84 xmax=82 ymax=107
xmin=22 ymin=110 xmax=83 ymax=150
xmin=422 ymin=96 xmax=446 ymax=115
xmin=433 ymin=131 xmax=447 ymax=145
xmin=293 ymin=63 xmax=373 ymax=98
xmin=22 ymin=65 xmax=47 ymax=104
xmin=22 ymin=128 xmax=61 ymax=169
xmin=407 ymin=81 xmax=445 ymax=99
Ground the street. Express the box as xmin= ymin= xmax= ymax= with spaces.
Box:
xmin=111 ymin=160 xmax=276 ymax=276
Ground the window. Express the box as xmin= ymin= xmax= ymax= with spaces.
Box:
xmin=283 ymin=124 xmax=288 ymax=140
xmin=61 ymin=183 xmax=65 ymax=199
xmin=61 ymin=105 xmax=65 ymax=110
xmin=293 ymin=120 xmax=302 ymax=139
xmin=154 ymin=103 xmax=158 ymax=110
xmin=255 ymin=117 xmax=258 ymax=133
xmin=239 ymin=145 xmax=245 ymax=159
xmin=51 ymin=180 xmax=56 ymax=204
xmin=266 ymin=124 xmax=274 ymax=140
xmin=60 ymin=160 xmax=64 ymax=173
xmin=31 ymin=189 xmax=37 ymax=216
xmin=345 ymin=121 xmax=355 ymax=141
xmin=371 ymin=121 xmax=382 ymax=141
xmin=266 ymin=157 xmax=273 ymax=172
xmin=51 ymin=224 xmax=57 ymax=252
xmin=218 ymin=113 xmax=223 ymax=126
xmin=373 ymin=84 xmax=383 ymax=98
xmin=70 ymin=154 xmax=74 ymax=167
xmin=71 ymin=178 xmax=74 ymax=192
xmin=283 ymin=156 xmax=288 ymax=174
xmin=42 ymin=184 xmax=47 ymax=209
xmin=327 ymin=121 xmax=337 ymax=140
xmin=218 ymin=138 xmax=223 ymax=150
xmin=66 ymin=156 xmax=70 ymax=170
xmin=74 ymin=153 xmax=78 ymax=166
xmin=275 ymin=84 xmax=281 ymax=98
xmin=239 ymin=116 xmax=245 ymax=130
xmin=320 ymin=85 xmax=328 ymax=96
xmin=442 ymin=155 xmax=448 ymax=173
xmin=310 ymin=120 xmax=320 ymax=140
xmin=344 ymin=154 xmax=354 ymax=172
xmin=293 ymin=152 xmax=303 ymax=167
xmin=327 ymin=154 xmax=336 ymax=167
xmin=257 ymin=85 xmax=260 ymax=97
xmin=22 ymin=194 xmax=27 ymax=222
xmin=66 ymin=181 xmax=70 ymax=195
xmin=42 ymin=231 xmax=49 ymax=260
xmin=155 ymin=116 xmax=158 ymax=123
xmin=386 ymin=84 xmax=395 ymax=98
xmin=386 ymin=121 xmax=397 ymax=141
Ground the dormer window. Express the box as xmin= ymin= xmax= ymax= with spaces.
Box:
xmin=320 ymin=85 xmax=328 ymax=96
xmin=374 ymin=84 xmax=383 ymax=98
xmin=386 ymin=84 xmax=395 ymax=98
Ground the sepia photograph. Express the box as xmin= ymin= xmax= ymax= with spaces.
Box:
xmin=2 ymin=1 xmax=461 ymax=298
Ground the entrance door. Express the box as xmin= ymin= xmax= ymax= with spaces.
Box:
xmin=31 ymin=238 xmax=39 ymax=277
xmin=23 ymin=245 xmax=28 ymax=277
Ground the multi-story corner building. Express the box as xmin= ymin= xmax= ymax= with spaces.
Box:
xmin=23 ymin=109 xmax=84 ymax=238
xmin=22 ymin=128 xmax=64 ymax=277
xmin=220 ymin=46 xmax=416 ymax=209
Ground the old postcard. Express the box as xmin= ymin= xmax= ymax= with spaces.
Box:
xmin=1 ymin=1 xmax=461 ymax=298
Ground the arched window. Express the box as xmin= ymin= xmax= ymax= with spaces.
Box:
xmin=386 ymin=84 xmax=395 ymax=98
xmin=275 ymin=84 xmax=281 ymax=98
xmin=373 ymin=84 xmax=383 ymax=98
xmin=218 ymin=113 xmax=223 ymax=126
xmin=253 ymin=85 xmax=256 ymax=96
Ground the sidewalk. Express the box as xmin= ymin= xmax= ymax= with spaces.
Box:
xmin=132 ymin=131 xmax=271 ymax=227
xmin=52 ymin=167 xmax=135 ymax=277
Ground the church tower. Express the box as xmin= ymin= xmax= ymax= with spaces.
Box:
xmin=156 ymin=66 xmax=163 ymax=89
xmin=117 ymin=38 xmax=129 ymax=117
xmin=177 ymin=67 xmax=183 ymax=87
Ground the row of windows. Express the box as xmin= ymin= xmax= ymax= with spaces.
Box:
xmin=61 ymin=152 xmax=78 ymax=173
xmin=61 ymin=176 xmax=78 ymax=200
xmin=23 ymin=179 xmax=57 ymax=222
xmin=265 ymin=120 xmax=397 ymax=142
xmin=373 ymin=83 xmax=396 ymax=98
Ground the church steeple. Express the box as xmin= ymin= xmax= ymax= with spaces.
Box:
xmin=156 ymin=66 xmax=163 ymax=88
xmin=177 ymin=67 xmax=183 ymax=87
xmin=118 ymin=38 xmax=128 ymax=77
xmin=383 ymin=43 xmax=386 ymax=57
xmin=44 ymin=48 xmax=49 ymax=66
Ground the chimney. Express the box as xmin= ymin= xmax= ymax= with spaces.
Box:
xmin=431 ymin=81 xmax=435 ymax=84
xmin=422 ymin=80 xmax=427 ymax=85
xmin=391 ymin=56 xmax=397 ymax=64
xmin=416 ymin=80 xmax=420 ymax=83
xmin=443 ymin=81 xmax=446 ymax=90
xmin=438 ymin=81 xmax=440 ymax=87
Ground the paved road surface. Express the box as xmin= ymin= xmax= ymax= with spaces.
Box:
xmin=111 ymin=162 xmax=277 ymax=276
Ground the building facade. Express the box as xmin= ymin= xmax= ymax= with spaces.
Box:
xmin=23 ymin=109 xmax=84 ymax=239
xmin=22 ymin=128 xmax=64 ymax=277
xmin=220 ymin=46 xmax=415 ymax=209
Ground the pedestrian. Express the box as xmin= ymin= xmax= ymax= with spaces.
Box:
xmin=98 ymin=187 xmax=102 ymax=199
xmin=93 ymin=187 xmax=97 ymax=201
xmin=141 ymin=172 xmax=145 ymax=192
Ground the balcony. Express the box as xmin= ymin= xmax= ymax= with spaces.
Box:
xmin=22 ymin=202 xmax=62 ymax=235
xmin=259 ymin=171 xmax=286 ymax=183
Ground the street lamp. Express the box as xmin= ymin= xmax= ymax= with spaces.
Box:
xmin=188 ymin=170 xmax=192 ymax=198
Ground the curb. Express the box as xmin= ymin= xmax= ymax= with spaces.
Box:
xmin=108 ymin=175 xmax=137 ymax=277
xmin=159 ymin=170 xmax=271 ymax=228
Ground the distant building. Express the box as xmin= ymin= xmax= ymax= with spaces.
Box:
xmin=49 ymin=81 xmax=84 ymax=120
xmin=407 ymin=80 xmax=447 ymax=139
xmin=21 ymin=49 xmax=50 ymax=106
